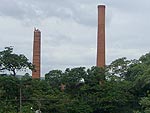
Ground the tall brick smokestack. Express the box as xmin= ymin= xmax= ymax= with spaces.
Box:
xmin=32 ymin=28 xmax=41 ymax=79
xmin=97 ymin=5 xmax=105 ymax=67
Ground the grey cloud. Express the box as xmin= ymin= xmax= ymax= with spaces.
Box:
xmin=0 ymin=0 xmax=23 ymax=17
xmin=0 ymin=0 xmax=99 ymax=27
xmin=42 ymin=45 xmax=95 ymax=67
xmin=43 ymin=34 xmax=72 ymax=47
xmin=103 ymin=0 xmax=150 ymax=14
xmin=1 ymin=0 xmax=149 ymax=28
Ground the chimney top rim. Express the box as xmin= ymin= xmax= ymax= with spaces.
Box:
xmin=98 ymin=5 xmax=106 ymax=8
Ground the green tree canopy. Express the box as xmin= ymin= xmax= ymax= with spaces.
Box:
xmin=0 ymin=47 xmax=34 ymax=76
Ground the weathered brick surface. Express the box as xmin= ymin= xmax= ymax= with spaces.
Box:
xmin=97 ymin=5 xmax=105 ymax=67
xmin=32 ymin=28 xmax=41 ymax=78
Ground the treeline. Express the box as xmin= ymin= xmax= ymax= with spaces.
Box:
xmin=1 ymin=47 xmax=150 ymax=113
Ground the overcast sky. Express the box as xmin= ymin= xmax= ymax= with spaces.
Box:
xmin=0 ymin=0 xmax=150 ymax=76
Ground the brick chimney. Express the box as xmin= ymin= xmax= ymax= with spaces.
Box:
xmin=96 ymin=5 xmax=105 ymax=67
xmin=32 ymin=28 xmax=41 ymax=79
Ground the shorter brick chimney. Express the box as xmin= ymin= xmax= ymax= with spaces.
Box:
xmin=32 ymin=28 xmax=41 ymax=79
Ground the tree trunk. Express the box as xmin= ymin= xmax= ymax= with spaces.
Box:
xmin=12 ymin=69 xmax=16 ymax=76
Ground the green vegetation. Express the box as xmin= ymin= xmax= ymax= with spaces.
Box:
xmin=1 ymin=47 xmax=150 ymax=113
xmin=0 ymin=47 xmax=34 ymax=76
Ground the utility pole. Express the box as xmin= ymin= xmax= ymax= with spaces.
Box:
xmin=19 ymin=77 xmax=22 ymax=113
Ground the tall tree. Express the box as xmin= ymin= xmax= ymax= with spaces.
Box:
xmin=0 ymin=47 xmax=34 ymax=76
xmin=108 ymin=57 xmax=131 ymax=78
xmin=45 ymin=70 xmax=63 ymax=88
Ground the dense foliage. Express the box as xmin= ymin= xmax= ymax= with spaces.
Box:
xmin=1 ymin=47 xmax=150 ymax=113
xmin=0 ymin=47 xmax=34 ymax=76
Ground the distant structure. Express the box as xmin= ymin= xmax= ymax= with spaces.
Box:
xmin=32 ymin=28 xmax=41 ymax=79
xmin=96 ymin=5 xmax=105 ymax=67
